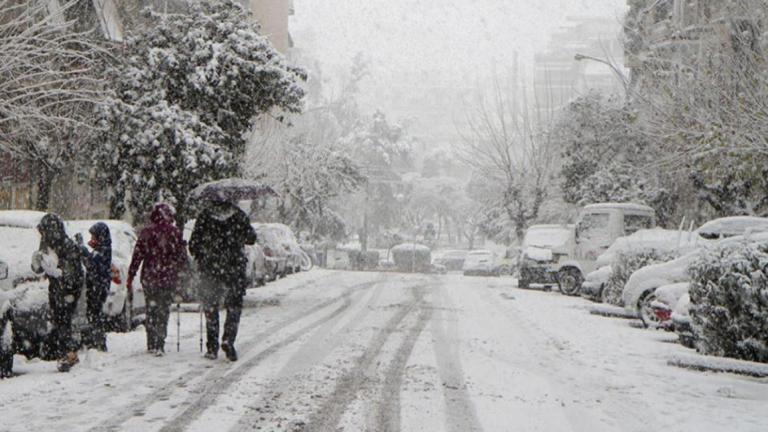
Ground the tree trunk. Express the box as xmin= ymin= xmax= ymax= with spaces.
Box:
xmin=35 ymin=165 xmax=56 ymax=211
xmin=108 ymin=186 xmax=126 ymax=220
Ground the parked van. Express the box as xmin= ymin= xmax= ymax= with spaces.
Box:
xmin=551 ymin=203 xmax=656 ymax=295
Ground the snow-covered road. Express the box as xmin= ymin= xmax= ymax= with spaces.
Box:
xmin=2 ymin=270 xmax=767 ymax=432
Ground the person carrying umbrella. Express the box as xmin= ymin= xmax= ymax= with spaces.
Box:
xmin=127 ymin=203 xmax=187 ymax=356
xmin=189 ymin=191 xmax=257 ymax=362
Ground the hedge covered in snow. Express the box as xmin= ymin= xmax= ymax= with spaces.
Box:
xmin=688 ymin=241 xmax=768 ymax=363
xmin=603 ymin=250 xmax=677 ymax=306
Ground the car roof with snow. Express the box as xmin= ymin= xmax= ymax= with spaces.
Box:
xmin=695 ymin=216 xmax=768 ymax=238
xmin=467 ymin=249 xmax=492 ymax=255
xmin=583 ymin=203 xmax=655 ymax=213
xmin=0 ymin=210 xmax=47 ymax=229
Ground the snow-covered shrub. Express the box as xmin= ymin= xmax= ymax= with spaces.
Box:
xmin=603 ymin=249 xmax=677 ymax=306
xmin=391 ymin=244 xmax=431 ymax=273
xmin=688 ymin=241 xmax=768 ymax=363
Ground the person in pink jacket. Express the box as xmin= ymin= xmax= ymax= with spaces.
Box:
xmin=127 ymin=203 xmax=186 ymax=356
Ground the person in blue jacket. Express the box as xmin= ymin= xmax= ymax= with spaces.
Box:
xmin=78 ymin=222 xmax=112 ymax=352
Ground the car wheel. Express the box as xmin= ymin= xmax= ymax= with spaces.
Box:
xmin=557 ymin=268 xmax=583 ymax=296
xmin=496 ymin=265 xmax=512 ymax=277
xmin=638 ymin=291 xmax=661 ymax=329
xmin=518 ymin=277 xmax=530 ymax=289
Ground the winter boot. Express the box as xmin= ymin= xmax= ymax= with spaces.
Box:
xmin=57 ymin=351 xmax=79 ymax=372
xmin=221 ymin=342 xmax=238 ymax=362
xmin=154 ymin=348 xmax=165 ymax=357
xmin=204 ymin=350 xmax=218 ymax=360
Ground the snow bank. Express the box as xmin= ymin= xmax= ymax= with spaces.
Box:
xmin=668 ymin=354 xmax=768 ymax=378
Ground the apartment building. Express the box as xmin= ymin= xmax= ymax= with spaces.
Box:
xmin=534 ymin=16 xmax=626 ymax=115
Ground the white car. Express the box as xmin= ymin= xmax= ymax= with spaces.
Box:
xmin=580 ymin=228 xmax=696 ymax=302
xmin=622 ymin=217 xmax=768 ymax=327
xmin=462 ymin=250 xmax=497 ymax=276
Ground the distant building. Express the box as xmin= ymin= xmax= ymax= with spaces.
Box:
xmin=244 ymin=0 xmax=294 ymax=53
xmin=534 ymin=16 xmax=626 ymax=114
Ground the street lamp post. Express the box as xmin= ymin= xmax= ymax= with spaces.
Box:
xmin=574 ymin=53 xmax=630 ymax=99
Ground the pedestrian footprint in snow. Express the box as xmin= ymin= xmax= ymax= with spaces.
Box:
xmin=32 ymin=213 xmax=85 ymax=372
xmin=77 ymin=222 xmax=112 ymax=352
xmin=189 ymin=194 xmax=256 ymax=362
xmin=128 ymin=203 xmax=187 ymax=357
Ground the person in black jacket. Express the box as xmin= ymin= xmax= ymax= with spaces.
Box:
xmin=189 ymin=198 xmax=256 ymax=361
xmin=77 ymin=222 xmax=112 ymax=352
xmin=32 ymin=213 xmax=84 ymax=372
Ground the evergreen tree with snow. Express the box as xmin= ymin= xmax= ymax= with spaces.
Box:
xmin=96 ymin=0 xmax=305 ymax=224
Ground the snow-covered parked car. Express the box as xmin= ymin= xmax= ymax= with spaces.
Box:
xmin=433 ymin=250 xmax=468 ymax=271
xmin=623 ymin=217 xmax=768 ymax=327
xmin=518 ymin=224 xmax=571 ymax=289
xmin=580 ymin=228 xmax=696 ymax=302
xmin=265 ymin=223 xmax=304 ymax=274
xmin=252 ymin=223 xmax=290 ymax=279
xmin=462 ymin=249 xmax=497 ymax=276
xmin=550 ymin=203 xmax=656 ymax=296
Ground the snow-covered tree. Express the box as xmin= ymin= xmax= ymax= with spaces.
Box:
xmin=0 ymin=0 xmax=105 ymax=210
xmin=553 ymin=92 xmax=678 ymax=225
xmin=457 ymin=79 xmax=556 ymax=243
xmin=95 ymin=0 xmax=305 ymax=223
xmin=626 ymin=1 xmax=768 ymax=218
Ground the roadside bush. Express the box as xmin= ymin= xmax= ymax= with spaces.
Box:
xmin=688 ymin=241 xmax=768 ymax=363
xmin=391 ymin=244 xmax=432 ymax=273
xmin=603 ymin=250 xmax=677 ymax=306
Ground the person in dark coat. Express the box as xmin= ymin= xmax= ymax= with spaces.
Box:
xmin=127 ymin=203 xmax=186 ymax=356
xmin=189 ymin=197 xmax=256 ymax=361
xmin=32 ymin=213 xmax=84 ymax=372
xmin=77 ymin=222 xmax=112 ymax=352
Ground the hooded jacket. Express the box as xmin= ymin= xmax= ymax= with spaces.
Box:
xmin=81 ymin=222 xmax=112 ymax=298
xmin=189 ymin=201 xmax=256 ymax=285
xmin=34 ymin=213 xmax=84 ymax=296
xmin=128 ymin=204 xmax=186 ymax=290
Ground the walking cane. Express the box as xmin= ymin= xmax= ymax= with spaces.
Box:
xmin=199 ymin=306 xmax=203 ymax=353
xmin=176 ymin=301 xmax=181 ymax=352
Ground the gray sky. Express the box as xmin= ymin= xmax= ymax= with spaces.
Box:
xmin=291 ymin=0 xmax=628 ymax=142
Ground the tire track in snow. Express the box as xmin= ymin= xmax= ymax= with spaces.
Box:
xmin=370 ymin=287 xmax=434 ymax=432
xmin=298 ymin=282 xmax=428 ymax=432
xmin=89 ymin=276 xmax=385 ymax=432
xmin=430 ymin=283 xmax=483 ymax=432
xmin=227 ymin=281 xmax=387 ymax=432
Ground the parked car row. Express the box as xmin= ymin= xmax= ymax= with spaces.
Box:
xmin=573 ymin=213 xmax=768 ymax=353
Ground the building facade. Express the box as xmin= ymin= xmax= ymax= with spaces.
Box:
xmin=534 ymin=16 xmax=627 ymax=115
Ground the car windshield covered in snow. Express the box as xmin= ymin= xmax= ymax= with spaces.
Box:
xmin=523 ymin=225 xmax=571 ymax=249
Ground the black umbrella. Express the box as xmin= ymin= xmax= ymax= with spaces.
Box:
xmin=190 ymin=178 xmax=278 ymax=202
